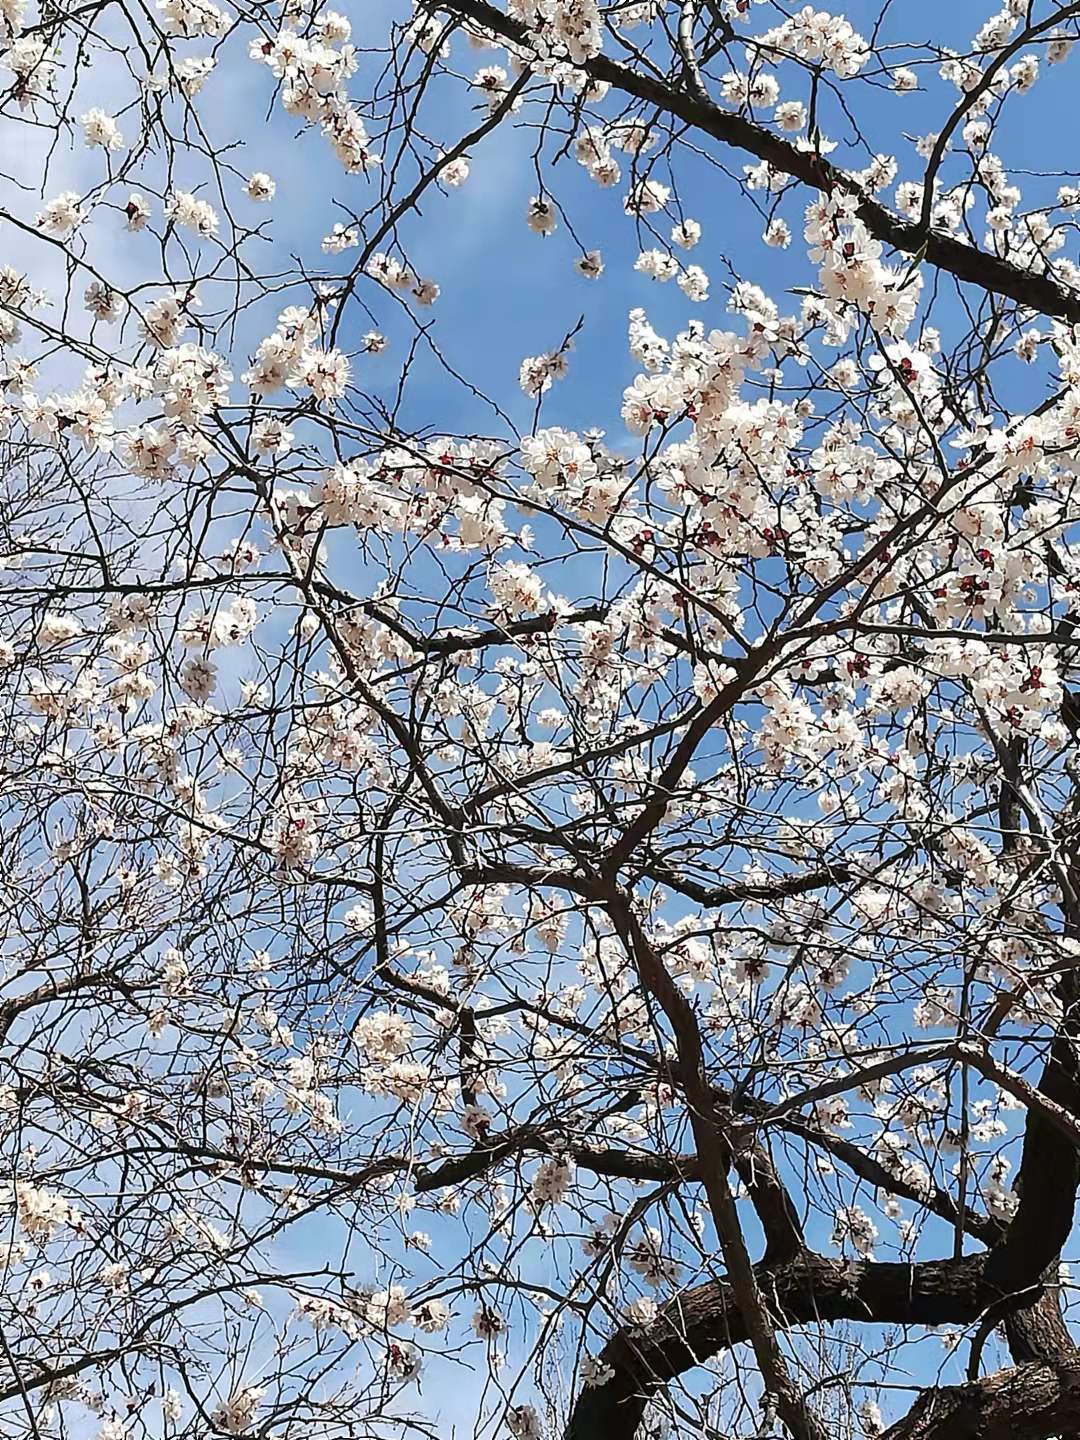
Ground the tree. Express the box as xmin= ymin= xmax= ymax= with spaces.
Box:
xmin=6 ymin=0 xmax=1080 ymax=1436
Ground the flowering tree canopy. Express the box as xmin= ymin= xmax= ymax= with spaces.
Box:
xmin=9 ymin=0 xmax=1080 ymax=1437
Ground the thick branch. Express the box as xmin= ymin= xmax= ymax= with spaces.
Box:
xmin=641 ymin=863 xmax=851 ymax=909
xmin=983 ymin=982 xmax=1080 ymax=1300
xmin=565 ymin=1252 xmax=989 ymax=1439
xmin=415 ymin=1131 xmax=700 ymax=1190
xmin=441 ymin=0 xmax=1080 ymax=322
xmin=728 ymin=1137 xmax=804 ymax=1262
xmin=884 ymin=1358 xmax=1080 ymax=1440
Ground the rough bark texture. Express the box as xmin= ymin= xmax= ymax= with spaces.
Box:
xmin=982 ymin=973 xmax=1080 ymax=1301
xmin=883 ymin=1359 xmax=1080 ymax=1440
xmin=565 ymin=1254 xmax=989 ymax=1439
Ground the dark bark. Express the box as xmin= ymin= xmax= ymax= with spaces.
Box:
xmin=559 ymin=980 xmax=1080 ymax=1438
xmin=729 ymin=1138 xmax=804 ymax=1262
xmin=982 ymin=973 xmax=1080 ymax=1305
xmin=883 ymin=1358 xmax=1080 ymax=1440
xmin=1005 ymin=1285 xmax=1077 ymax=1366
xmin=565 ymin=1253 xmax=988 ymax=1440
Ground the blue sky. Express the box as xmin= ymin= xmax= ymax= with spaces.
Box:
xmin=331 ymin=0 xmax=1080 ymax=439
xmin=12 ymin=0 xmax=1078 ymax=442
xmin=8 ymin=0 xmax=1080 ymax=1434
